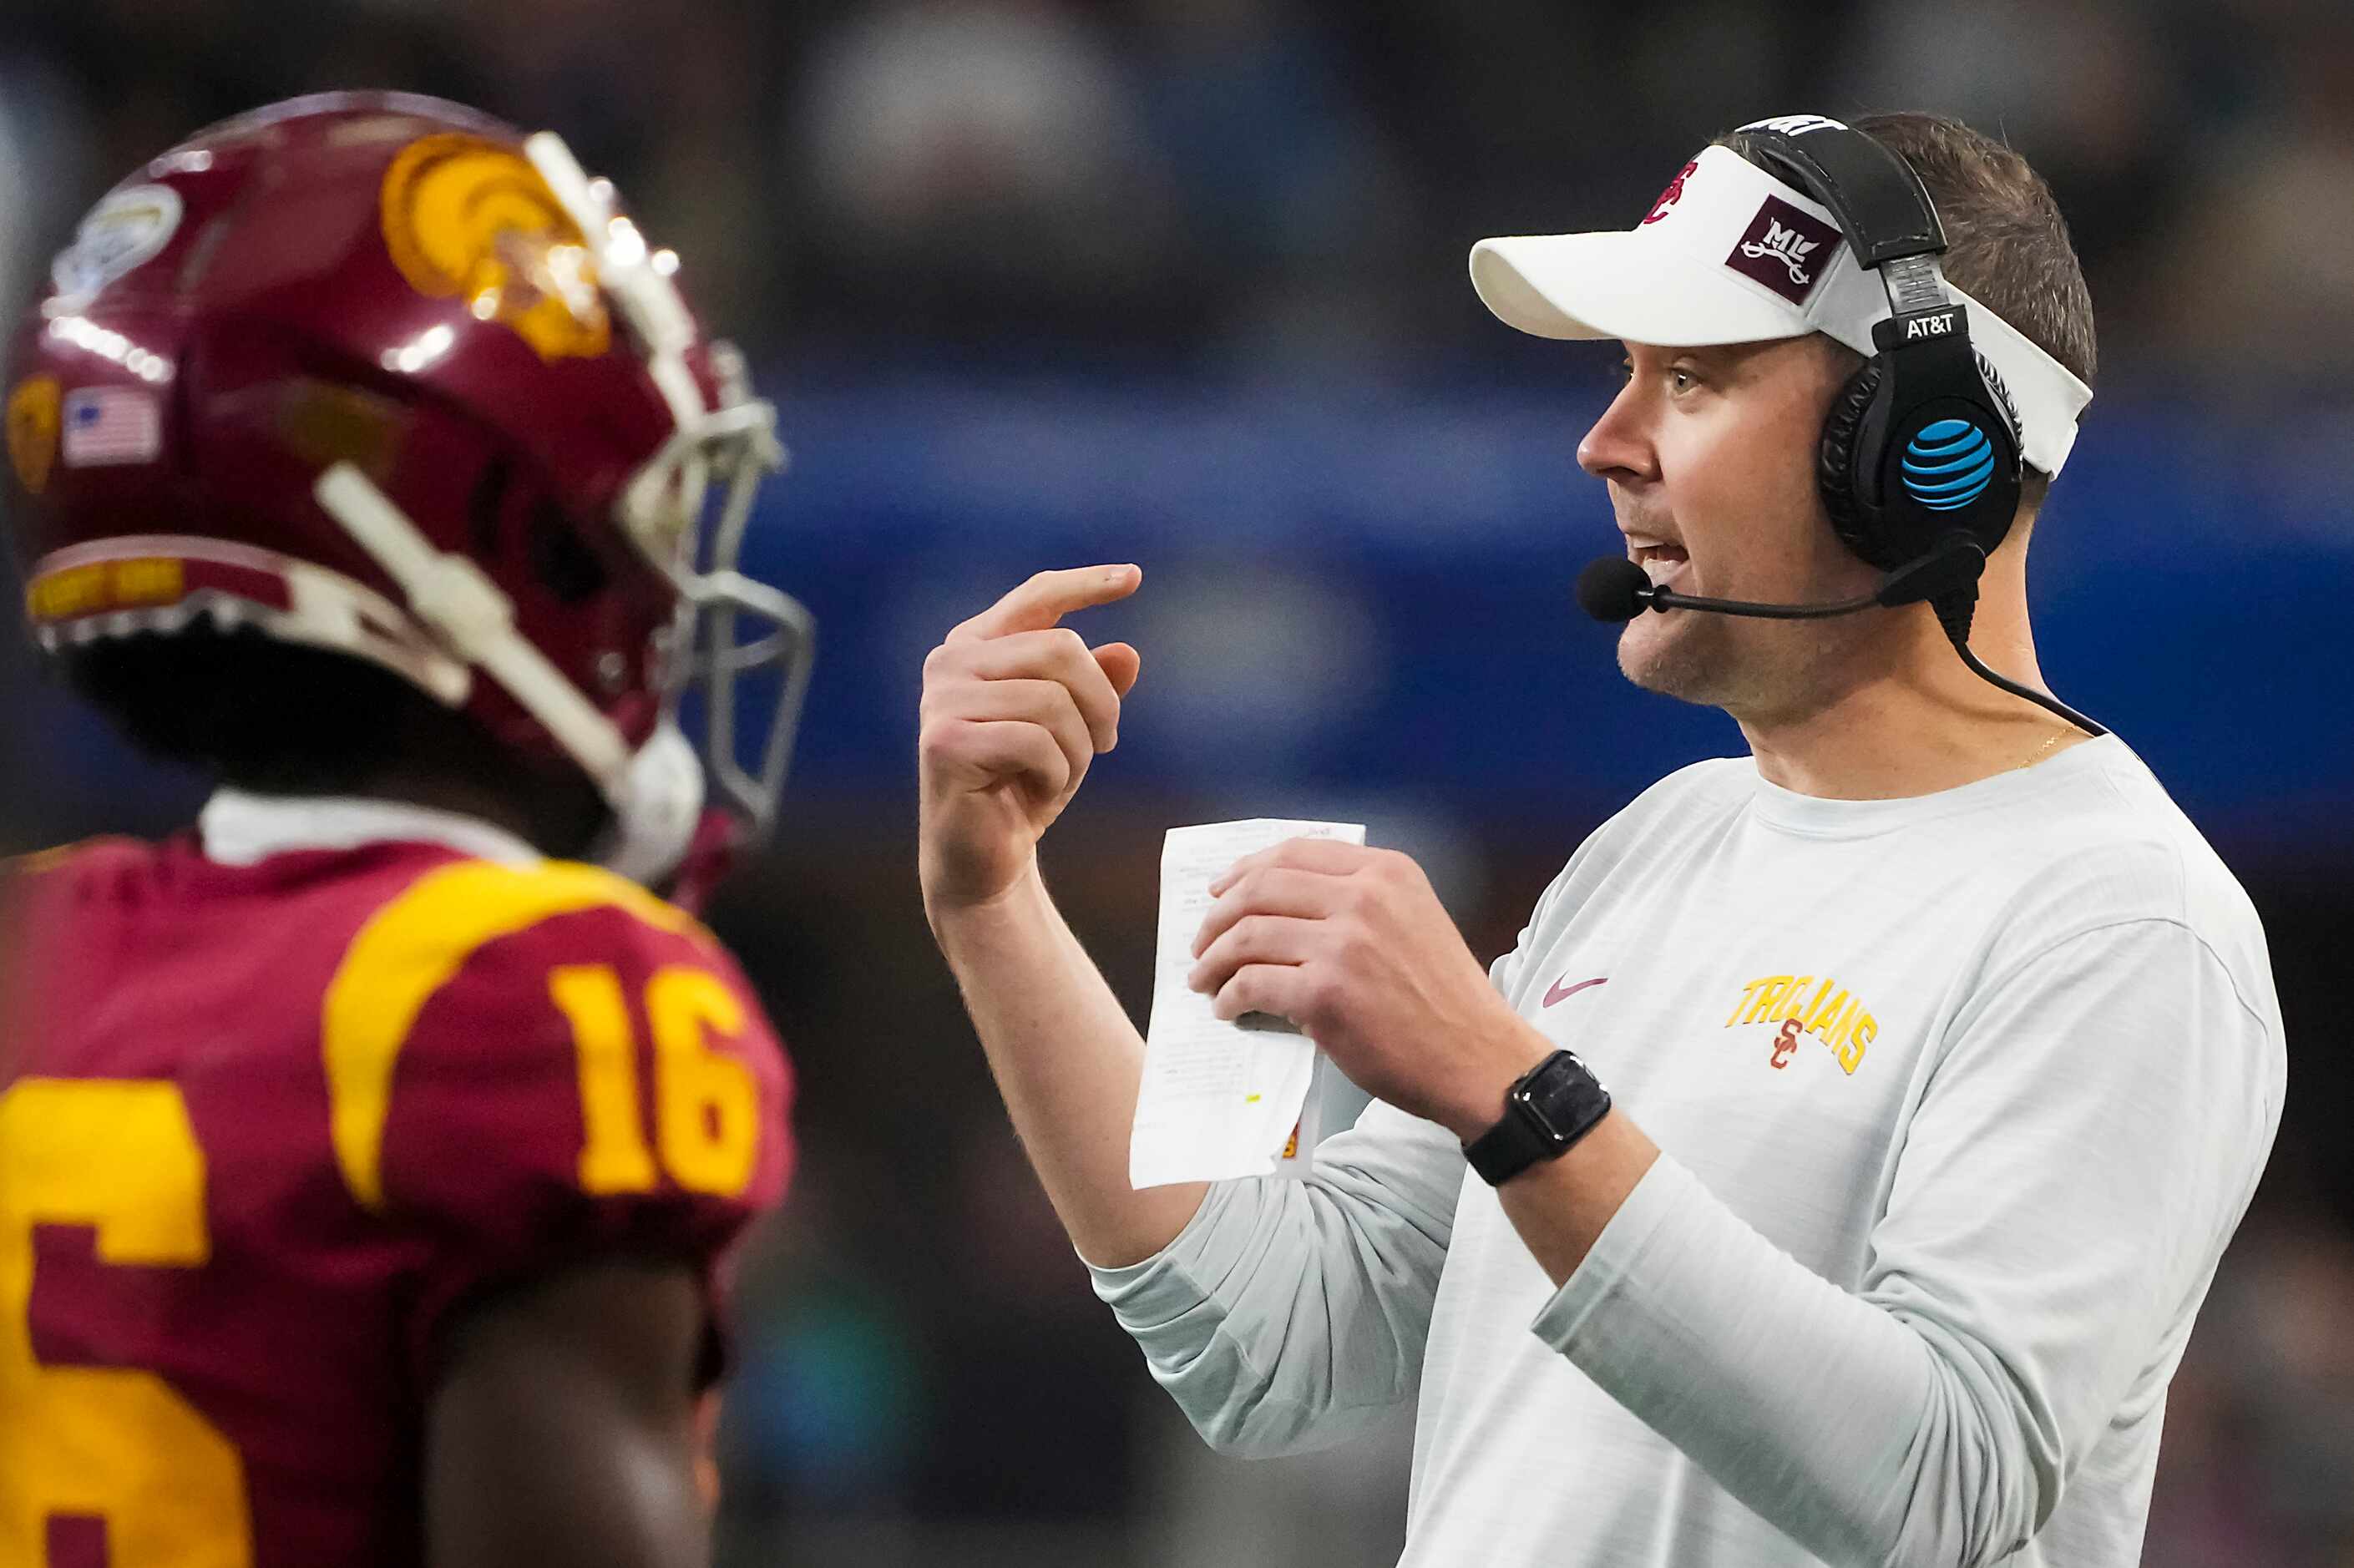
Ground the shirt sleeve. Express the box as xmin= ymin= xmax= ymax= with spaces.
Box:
xmin=371 ymin=905 xmax=795 ymax=1386
xmin=1086 ymin=1094 xmax=1464 ymax=1457
xmin=1081 ymin=927 xmax=1545 ymax=1459
xmin=1531 ymin=917 xmax=2281 ymax=1568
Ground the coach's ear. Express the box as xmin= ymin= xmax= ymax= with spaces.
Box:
xmin=425 ymin=1259 xmax=715 ymax=1568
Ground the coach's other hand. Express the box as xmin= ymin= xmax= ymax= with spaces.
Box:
xmin=1188 ymin=839 xmax=1552 ymax=1141
xmin=919 ymin=566 xmax=1143 ymax=913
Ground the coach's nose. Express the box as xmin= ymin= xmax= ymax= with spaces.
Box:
xmin=1577 ymin=377 xmax=1660 ymax=487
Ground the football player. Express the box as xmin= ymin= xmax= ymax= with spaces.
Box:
xmin=0 ymin=93 xmax=807 ymax=1567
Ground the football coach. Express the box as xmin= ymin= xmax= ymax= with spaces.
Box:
xmin=914 ymin=111 xmax=2285 ymax=1567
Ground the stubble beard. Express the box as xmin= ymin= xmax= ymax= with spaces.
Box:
xmin=1617 ymin=610 xmax=1749 ymax=710
xmin=1617 ymin=610 xmax=1871 ymax=722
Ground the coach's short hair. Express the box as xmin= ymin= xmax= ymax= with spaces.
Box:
xmin=1719 ymin=111 xmax=2098 ymax=505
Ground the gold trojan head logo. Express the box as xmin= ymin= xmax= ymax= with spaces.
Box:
xmin=380 ymin=134 xmax=613 ymax=362
xmin=7 ymin=377 xmax=61 ymax=494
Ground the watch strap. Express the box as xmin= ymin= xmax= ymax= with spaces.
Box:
xmin=1463 ymin=1050 xmax=1612 ymax=1187
xmin=1464 ymin=1099 xmax=1556 ymax=1186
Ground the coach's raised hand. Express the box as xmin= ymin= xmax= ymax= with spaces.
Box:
xmin=918 ymin=565 xmax=1202 ymax=1266
xmin=919 ymin=565 xmax=1144 ymax=913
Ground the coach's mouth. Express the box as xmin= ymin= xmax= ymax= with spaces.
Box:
xmin=1628 ymin=541 xmax=1690 ymax=586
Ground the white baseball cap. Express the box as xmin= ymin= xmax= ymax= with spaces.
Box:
xmin=1469 ymin=140 xmax=2093 ymax=477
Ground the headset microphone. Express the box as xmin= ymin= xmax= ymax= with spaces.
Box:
xmin=1575 ymin=534 xmax=1987 ymax=625
xmin=1574 ymin=539 xmax=2107 ymax=737
xmin=1580 ymin=558 xmax=1876 ymax=622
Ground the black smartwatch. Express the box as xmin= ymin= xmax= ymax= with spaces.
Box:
xmin=1463 ymin=1050 xmax=1612 ymax=1187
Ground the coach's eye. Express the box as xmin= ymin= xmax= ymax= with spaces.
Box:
xmin=1669 ymin=365 xmax=1700 ymax=393
xmin=1613 ymin=357 xmax=1635 ymax=386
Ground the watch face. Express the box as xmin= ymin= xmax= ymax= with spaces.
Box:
xmin=1522 ymin=1052 xmax=1604 ymax=1141
xmin=1474 ymin=1050 xmax=1612 ymax=1187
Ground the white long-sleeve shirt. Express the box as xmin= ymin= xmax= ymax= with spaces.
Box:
xmin=1091 ymin=736 xmax=2283 ymax=1567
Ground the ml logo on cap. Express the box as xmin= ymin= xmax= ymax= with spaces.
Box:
xmin=1726 ymin=195 xmax=1841 ymax=306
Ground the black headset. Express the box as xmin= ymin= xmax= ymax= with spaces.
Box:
xmin=1687 ymin=120 xmax=2107 ymax=736
xmin=1733 ymin=122 xmax=2026 ymax=578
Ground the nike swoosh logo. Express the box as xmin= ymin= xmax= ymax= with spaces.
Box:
xmin=1544 ymin=975 xmax=1607 ymax=1008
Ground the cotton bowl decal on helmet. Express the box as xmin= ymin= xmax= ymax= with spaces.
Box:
xmin=4 ymin=91 xmax=813 ymax=883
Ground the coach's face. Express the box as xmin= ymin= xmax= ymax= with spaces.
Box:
xmin=1577 ymin=334 xmax=1883 ymax=720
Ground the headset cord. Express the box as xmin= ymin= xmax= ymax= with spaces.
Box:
xmin=1931 ymin=588 xmax=2109 ymax=738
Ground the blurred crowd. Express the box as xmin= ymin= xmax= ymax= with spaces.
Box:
xmin=4 ymin=3 xmax=2351 ymax=1565
xmin=5 ymin=0 xmax=2354 ymax=386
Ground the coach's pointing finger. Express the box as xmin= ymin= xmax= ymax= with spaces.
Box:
xmin=948 ymin=564 xmax=1142 ymax=645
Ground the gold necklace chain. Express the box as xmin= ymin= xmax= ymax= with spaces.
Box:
xmin=2018 ymin=728 xmax=2068 ymax=771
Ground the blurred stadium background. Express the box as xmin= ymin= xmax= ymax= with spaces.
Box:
xmin=3 ymin=1 xmax=2351 ymax=1563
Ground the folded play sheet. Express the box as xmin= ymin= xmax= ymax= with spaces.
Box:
xmin=1131 ymin=818 xmax=1364 ymax=1188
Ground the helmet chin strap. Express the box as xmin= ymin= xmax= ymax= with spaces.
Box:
xmin=313 ymin=462 xmax=702 ymax=885
xmin=600 ymin=721 xmax=704 ymax=884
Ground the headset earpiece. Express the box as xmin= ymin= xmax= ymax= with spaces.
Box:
xmin=1816 ymin=358 xmax=1886 ymax=564
xmin=1740 ymin=124 xmax=2028 ymax=570
xmin=1815 ymin=348 xmax=2023 ymax=569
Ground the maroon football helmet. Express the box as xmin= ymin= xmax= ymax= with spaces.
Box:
xmin=4 ymin=91 xmax=811 ymax=882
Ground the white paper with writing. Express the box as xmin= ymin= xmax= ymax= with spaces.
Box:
xmin=1131 ymin=818 xmax=1364 ymax=1188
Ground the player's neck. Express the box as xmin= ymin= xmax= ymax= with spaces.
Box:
xmin=330 ymin=767 xmax=605 ymax=862
xmin=1735 ymin=590 xmax=2086 ymax=800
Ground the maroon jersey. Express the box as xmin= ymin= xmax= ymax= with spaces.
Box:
xmin=0 ymin=835 xmax=794 ymax=1566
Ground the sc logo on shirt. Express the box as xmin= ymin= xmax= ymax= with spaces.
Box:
xmin=1724 ymin=972 xmax=1880 ymax=1075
